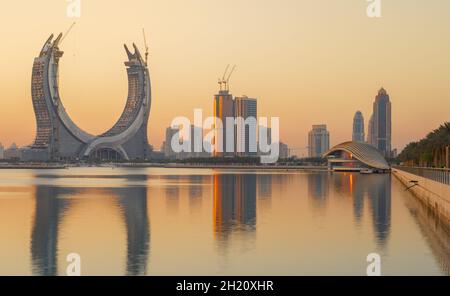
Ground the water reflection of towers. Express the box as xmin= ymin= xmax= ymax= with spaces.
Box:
xmin=213 ymin=174 xmax=257 ymax=241
xmin=307 ymin=172 xmax=391 ymax=245
xmin=30 ymin=175 xmax=150 ymax=276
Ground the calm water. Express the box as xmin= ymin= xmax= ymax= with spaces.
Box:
xmin=0 ymin=168 xmax=448 ymax=276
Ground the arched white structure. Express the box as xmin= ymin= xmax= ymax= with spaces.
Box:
xmin=324 ymin=141 xmax=390 ymax=171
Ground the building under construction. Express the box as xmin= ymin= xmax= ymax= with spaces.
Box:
xmin=23 ymin=31 xmax=152 ymax=161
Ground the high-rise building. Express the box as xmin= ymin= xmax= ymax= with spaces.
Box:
xmin=164 ymin=127 xmax=180 ymax=159
xmin=308 ymin=125 xmax=330 ymax=158
xmin=186 ymin=125 xmax=206 ymax=158
xmin=235 ymin=96 xmax=257 ymax=156
xmin=279 ymin=142 xmax=289 ymax=159
xmin=214 ymin=90 xmax=235 ymax=156
xmin=165 ymin=125 xmax=208 ymax=160
xmin=352 ymin=111 xmax=365 ymax=142
xmin=0 ymin=143 xmax=4 ymax=160
xmin=372 ymin=88 xmax=392 ymax=157
xmin=367 ymin=114 xmax=375 ymax=145
xmin=23 ymin=34 xmax=152 ymax=162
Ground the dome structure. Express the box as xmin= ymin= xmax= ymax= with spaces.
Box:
xmin=324 ymin=141 xmax=390 ymax=171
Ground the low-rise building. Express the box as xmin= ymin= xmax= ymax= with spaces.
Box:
xmin=4 ymin=143 xmax=22 ymax=160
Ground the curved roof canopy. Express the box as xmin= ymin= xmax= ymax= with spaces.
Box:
xmin=323 ymin=141 xmax=390 ymax=170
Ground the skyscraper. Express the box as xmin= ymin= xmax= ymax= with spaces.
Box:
xmin=372 ymin=88 xmax=392 ymax=157
xmin=367 ymin=114 xmax=375 ymax=146
xmin=0 ymin=142 xmax=4 ymax=159
xmin=308 ymin=125 xmax=330 ymax=158
xmin=164 ymin=126 xmax=180 ymax=159
xmin=352 ymin=111 xmax=365 ymax=142
xmin=186 ymin=125 xmax=205 ymax=158
xmin=23 ymin=34 xmax=152 ymax=161
xmin=234 ymin=96 xmax=257 ymax=156
xmin=214 ymin=90 xmax=235 ymax=156
xmin=279 ymin=142 xmax=289 ymax=159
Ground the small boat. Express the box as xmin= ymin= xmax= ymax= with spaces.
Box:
xmin=360 ymin=168 xmax=374 ymax=174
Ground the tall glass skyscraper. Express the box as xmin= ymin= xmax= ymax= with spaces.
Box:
xmin=372 ymin=88 xmax=392 ymax=157
xmin=367 ymin=114 xmax=375 ymax=146
xmin=214 ymin=90 xmax=235 ymax=156
xmin=235 ymin=96 xmax=258 ymax=156
xmin=308 ymin=124 xmax=330 ymax=158
xmin=352 ymin=111 xmax=365 ymax=142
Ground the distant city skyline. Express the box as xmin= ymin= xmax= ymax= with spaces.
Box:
xmin=0 ymin=1 xmax=449 ymax=153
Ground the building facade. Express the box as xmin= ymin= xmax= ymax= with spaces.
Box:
xmin=279 ymin=142 xmax=289 ymax=159
xmin=234 ymin=96 xmax=257 ymax=156
xmin=0 ymin=143 xmax=4 ymax=160
xmin=352 ymin=111 xmax=365 ymax=142
xmin=214 ymin=90 xmax=235 ymax=156
xmin=4 ymin=143 xmax=22 ymax=160
xmin=367 ymin=114 xmax=375 ymax=146
xmin=308 ymin=124 xmax=330 ymax=158
xmin=214 ymin=90 xmax=259 ymax=157
xmin=372 ymin=88 xmax=392 ymax=157
xmin=324 ymin=141 xmax=390 ymax=172
xmin=23 ymin=33 xmax=152 ymax=162
xmin=164 ymin=127 xmax=180 ymax=159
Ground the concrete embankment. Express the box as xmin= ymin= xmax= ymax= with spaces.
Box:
xmin=393 ymin=168 xmax=450 ymax=229
xmin=0 ymin=163 xmax=68 ymax=169
xmin=119 ymin=163 xmax=328 ymax=171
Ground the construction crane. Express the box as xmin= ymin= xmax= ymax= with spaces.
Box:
xmin=223 ymin=64 xmax=236 ymax=91
xmin=218 ymin=64 xmax=230 ymax=91
xmin=60 ymin=22 xmax=76 ymax=46
xmin=142 ymin=28 xmax=149 ymax=65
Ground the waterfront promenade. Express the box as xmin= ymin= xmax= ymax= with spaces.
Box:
xmin=0 ymin=162 xmax=328 ymax=171
xmin=393 ymin=166 xmax=450 ymax=229
xmin=0 ymin=163 xmax=68 ymax=169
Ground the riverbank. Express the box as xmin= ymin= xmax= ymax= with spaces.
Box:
xmin=117 ymin=163 xmax=328 ymax=171
xmin=0 ymin=163 xmax=68 ymax=169
xmin=393 ymin=168 xmax=450 ymax=230
xmin=0 ymin=162 xmax=328 ymax=171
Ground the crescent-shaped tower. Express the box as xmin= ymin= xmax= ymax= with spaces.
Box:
xmin=23 ymin=33 xmax=152 ymax=161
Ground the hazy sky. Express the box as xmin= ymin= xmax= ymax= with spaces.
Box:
xmin=0 ymin=0 xmax=449 ymax=153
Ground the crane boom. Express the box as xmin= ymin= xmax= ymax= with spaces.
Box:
xmin=60 ymin=22 xmax=76 ymax=46
xmin=218 ymin=64 xmax=230 ymax=91
xmin=225 ymin=65 xmax=236 ymax=91
xmin=222 ymin=64 xmax=230 ymax=81
xmin=142 ymin=28 xmax=149 ymax=65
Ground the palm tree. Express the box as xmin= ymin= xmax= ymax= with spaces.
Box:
xmin=398 ymin=122 xmax=450 ymax=167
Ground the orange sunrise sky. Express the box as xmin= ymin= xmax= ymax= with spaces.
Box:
xmin=0 ymin=0 xmax=449 ymax=153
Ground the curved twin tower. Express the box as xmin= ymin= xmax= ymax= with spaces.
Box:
xmin=23 ymin=33 xmax=152 ymax=161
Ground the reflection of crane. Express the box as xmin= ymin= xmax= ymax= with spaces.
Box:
xmin=60 ymin=22 xmax=76 ymax=46
xmin=288 ymin=146 xmax=309 ymax=158
xmin=142 ymin=28 xmax=149 ymax=65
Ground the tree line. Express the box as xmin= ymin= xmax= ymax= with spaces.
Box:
xmin=397 ymin=122 xmax=450 ymax=168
